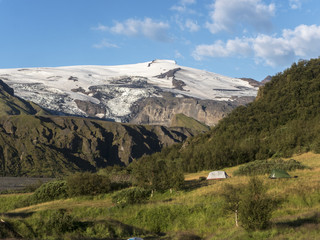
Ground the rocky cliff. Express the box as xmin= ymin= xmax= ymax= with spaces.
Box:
xmin=130 ymin=93 xmax=255 ymax=126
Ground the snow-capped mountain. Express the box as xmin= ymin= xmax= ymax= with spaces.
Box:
xmin=0 ymin=60 xmax=260 ymax=126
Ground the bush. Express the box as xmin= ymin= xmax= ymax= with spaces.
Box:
xmin=31 ymin=180 xmax=68 ymax=202
xmin=66 ymin=172 xmax=111 ymax=197
xmin=16 ymin=180 xmax=68 ymax=207
xmin=234 ymin=158 xmax=308 ymax=176
xmin=112 ymin=187 xmax=151 ymax=206
xmin=239 ymin=177 xmax=281 ymax=231
xmin=28 ymin=209 xmax=76 ymax=238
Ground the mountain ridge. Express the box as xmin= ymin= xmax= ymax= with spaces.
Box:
xmin=0 ymin=60 xmax=259 ymax=126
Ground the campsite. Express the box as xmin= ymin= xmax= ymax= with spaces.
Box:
xmin=0 ymin=152 xmax=319 ymax=239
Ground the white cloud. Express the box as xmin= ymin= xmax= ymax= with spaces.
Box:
xmin=192 ymin=38 xmax=252 ymax=60
xmin=93 ymin=39 xmax=119 ymax=49
xmin=289 ymin=0 xmax=302 ymax=9
xmin=175 ymin=50 xmax=184 ymax=59
xmin=171 ymin=0 xmax=196 ymax=13
xmin=106 ymin=18 xmax=170 ymax=42
xmin=181 ymin=0 xmax=196 ymax=4
xmin=92 ymin=24 xmax=108 ymax=32
xmin=206 ymin=0 xmax=275 ymax=34
xmin=193 ymin=24 xmax=320 ymax=67
xmin=185 ymin=19 xmax=200 ymax=32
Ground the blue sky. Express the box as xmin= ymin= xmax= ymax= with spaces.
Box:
xmin=1 ymin=0 xmax=320 ymax=80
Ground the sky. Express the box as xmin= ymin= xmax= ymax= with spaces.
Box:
xmin=1 ymin=0 xmax=320 ymax=81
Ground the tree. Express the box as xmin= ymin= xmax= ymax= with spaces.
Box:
xmin=131 ymin=156 xmax=184 ymax=192
xmin=221 ymin=183 xmax=244 ymax=227
xmin=66 ymin=172 xmax=111 ymax=196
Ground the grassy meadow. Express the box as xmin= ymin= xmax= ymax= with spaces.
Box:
xmin=0 ymin=152 xmax=319 ymax=240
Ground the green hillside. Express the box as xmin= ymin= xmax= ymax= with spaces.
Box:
xmin=170 ymin=113 xmax=210 ymax=132
xmin=0 ymin=115 xmax=195 ymax=177
xmin=144 ymin=57 xmax=320 ymax=172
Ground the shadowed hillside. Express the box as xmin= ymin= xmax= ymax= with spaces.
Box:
xmin=0 ymin=79 xmax=194 ymax=177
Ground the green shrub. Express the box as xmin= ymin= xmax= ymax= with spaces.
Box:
xmin=30 ymin=209 xmax=76 ymax=238
xmin=32 ymin=180 xmax=67 ymax=202
xmin=234 ymin=158 xmax=308 ymax=176
xmin=112 ymin=187 xmax=151 ymax=206
xmin=15 ymin=180 xmax=68 ymax=207
xmin=239 ymin=177 xmax=281 ymax=231
xmin=66 ymin=172 xmax=111 ymax=197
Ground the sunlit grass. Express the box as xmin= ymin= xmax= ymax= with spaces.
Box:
xmin=1 ymin=152 xmax=320 ymax=239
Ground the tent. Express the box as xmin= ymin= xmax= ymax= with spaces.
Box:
xmin=207 ymin=171 xmax=229 ymax=180
xmin=269 ymin=169 xmax=291 ymax=179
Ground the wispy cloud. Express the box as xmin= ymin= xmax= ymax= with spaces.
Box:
xmin=92 ymin=24 xmax=108 ymax=32
xmin=185 ymin=19 xmax=200 ymax=32
xmin=95 ymin=18 xmax=170 ymax=42
xmin=206 ymin=0 xmax=275 ymax=34
xmin=171 ymin=0 xmax=197 ymax=13
xmin=193 ymin=24 xmax=320 ymax=67
xmin=93 ymin=39 xmax=119 ymax=49
xmin=175 ymin=50 xmax=184 ymax=59
xmin=289 ymin=0 xmax=302 ymax=9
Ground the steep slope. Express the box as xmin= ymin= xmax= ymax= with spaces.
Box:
xmin=141 ymin=58 xmax=320 ymax=172
xmin=0 ymin=79 xmax=194 ymax=177
xmin=0 ymin=79 xmax=48 ymax=116
xmin=0 ymin=60 xmax=259 ymax=126
xmin=170 ymin=113 xmax=210 ymax=132
xmin=0 ymin=115 xmax=194 ymax=177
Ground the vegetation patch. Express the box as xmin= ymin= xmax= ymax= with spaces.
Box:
xmin=112 ymin=187 xmax=151 ymax=206
xmin=233 ymin=159 xmax=308 ymax=176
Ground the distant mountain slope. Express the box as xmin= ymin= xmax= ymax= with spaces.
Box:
xmin=0 ymin=78 xmax=194 ymax=177
xmin=0 ymin=115 xmax=194 ymax=177
xmin=0 ymin=60 xmax=259 ymax=126
xmin=141 ymin=58 xmax=320 ymax=172
xmin=0 ymin=79 xmax=48 ymax=116
xmin=170 ymin=113 xmax=210 ymax=132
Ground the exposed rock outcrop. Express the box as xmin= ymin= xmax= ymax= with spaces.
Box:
xmin=130 ymin=93 xmax=254 ymax=126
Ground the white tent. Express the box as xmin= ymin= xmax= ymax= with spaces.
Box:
xmin=207 ymin=171 xmax=229 ymax=180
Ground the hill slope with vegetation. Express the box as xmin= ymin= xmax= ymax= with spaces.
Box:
xmin=146 ymin=58 xmax=320 ymax=172
xmin=0 ymin=80 xmax=195 ymax=177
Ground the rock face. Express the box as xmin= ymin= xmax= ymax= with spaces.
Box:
xmin=0 ymin=60 xmax=260 ymax=126
xmin=130 ymin=93 xmax=255 ymax=126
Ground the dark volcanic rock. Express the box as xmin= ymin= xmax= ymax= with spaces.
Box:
xmin=74 ymin=99 xmax=107 ymax=117
xmin=155 ymin=68 xmax=182 ymax=78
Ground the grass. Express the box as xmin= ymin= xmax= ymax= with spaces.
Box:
xmin=171 ymin=113 xmax=210 ymax=132
xmin=1 ymin=152 xmax=320 ymax=239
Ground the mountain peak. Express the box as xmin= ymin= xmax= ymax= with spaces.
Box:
xmin=0 ymin=61 xmax=258 ymax=125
